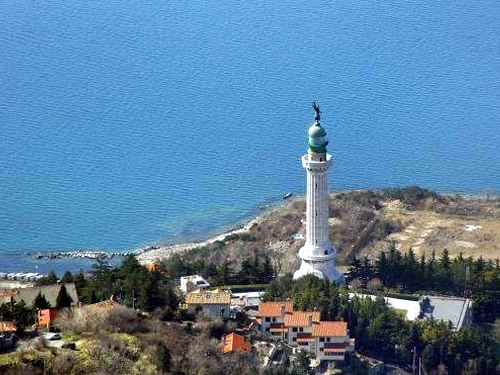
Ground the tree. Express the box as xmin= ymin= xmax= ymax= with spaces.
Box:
xmin=156 ymin=343 xmax=172 ymax=373
xmin=61 ymin=271 xmax=74 ymax=284
xmin=90 ymin=290 xmax=98 ymax=304
xmin=422 ymin=343 xmax=440 ymax=372
xmin=12 ymin=300 xmax=35 ymax=331
xmin=215 ymin=261 xmax=234 ymax=285
xmin=56 ymin=284 xmax=73 ymax=309
xmin=290 ymin=350 xmax=314 ymax=375
xmin=262 ymin=255 xmax=275 ymax=283
xmin=33 ymin=291 xmax=50 ymax=310
xmin=38 ymin=270 xmax=58 ymax=285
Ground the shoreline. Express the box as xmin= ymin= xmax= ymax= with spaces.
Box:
xmin=0 ymin=197 xmax=293 ymax=275
xmin=135 ymin=198 xmax=294 ymax=264
xmin=1 ymin=189 xmax=497 ymax=274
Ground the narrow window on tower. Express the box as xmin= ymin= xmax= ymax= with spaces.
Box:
xmin=315 ymin=183 xmax=317 ymax=189
xmin=315 ymin=210 xmax=317 ymax=216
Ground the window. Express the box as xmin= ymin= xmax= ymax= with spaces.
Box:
xmin=326 ymin=337 xmax=331 ymax=342
xmin=272 ymin=317 xmax=276 ymax=322
xmin=319 ymin=337 xmax=324 ymax=342
xmin=292 ymin=327 xmax=298 ymax=332
xmin=266 ymin=327 xmax=270 ymax=332
xmin=265 ymin=317 xmax=271 ymax=323
xmin=299 ymin=328 xmax=304 ymax=332
xmin=292 ymin=337 xmax=297 ymax=342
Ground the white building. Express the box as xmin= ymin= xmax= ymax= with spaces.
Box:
xmin=350 ymin=293 xmax=472 ymax=331
xmin=257 ymin=301 xmax=354 ymax=362
xmin=180 ymin=275 xmax=210 ymax=294
xmin=294 ymin=103 xmax=342 ymax=282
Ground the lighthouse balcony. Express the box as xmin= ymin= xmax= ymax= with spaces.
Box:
xmin=302 ymin=154 xmax=332 ymax=170
xmin=298 ymin=244 xmax=337 ymax=262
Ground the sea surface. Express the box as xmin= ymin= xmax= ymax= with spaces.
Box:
xmin=1 ymin=1 xmax=499 ymax=274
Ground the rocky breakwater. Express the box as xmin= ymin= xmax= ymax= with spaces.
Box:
xmin=33 ymin=250 xmax=127 ymax=261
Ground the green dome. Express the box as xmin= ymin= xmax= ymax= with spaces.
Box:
xmin=308 ymin=123 xmax=328 ymax=153
xmin=308 ymin=125 xmax=326 ymax=138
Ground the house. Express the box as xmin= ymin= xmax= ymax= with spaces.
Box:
xmin=180 ymin=275 xmax=210 ymax=294
xmin=0 ymin=321 xmax=17 ymax=333
xmin=231 ymin=291 xmax=264 ymax=308
xmin=38 ymin=309 xmax=59 ymax=330
xmin=257 ymin=301 xmax=293 ymax=334
xmin=220 ymin=332 xmax=252 ymax=354
xmin=16 ymin=283 xmax=79 ymax=307
xmin=257 ymin=301 xmax=354 ymax=362
xmin=185 ymin=289 xmax=231 ymax=318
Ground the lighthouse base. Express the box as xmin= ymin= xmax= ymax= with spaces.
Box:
xmin=293 ymin=258 xmax=343 ymax=282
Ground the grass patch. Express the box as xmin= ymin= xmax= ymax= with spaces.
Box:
xmin=211 ymin=284 xmax=268 ymax=292
xmin=0 ymin=351 xmax=19 ymax=366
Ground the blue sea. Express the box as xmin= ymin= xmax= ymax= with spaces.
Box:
xmin=1 ymin=1 xmax=499 ymax=274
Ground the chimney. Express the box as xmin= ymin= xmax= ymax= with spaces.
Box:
xmin=280 ymin=304 xmax=286 ymax=315
xmin=308 ymin=314 xmax=313 ymax=326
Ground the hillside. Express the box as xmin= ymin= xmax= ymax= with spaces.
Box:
xmin=165 ymin=188 xmax=500 ymax=274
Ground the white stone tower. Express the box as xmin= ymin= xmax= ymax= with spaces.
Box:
xmin=293 ymin=102 xmax=342 ymax=282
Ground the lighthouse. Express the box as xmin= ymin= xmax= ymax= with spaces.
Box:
xmin=293 ymin=102 xmax=342 ymax=282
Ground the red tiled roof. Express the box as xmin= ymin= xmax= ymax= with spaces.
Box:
xmin=312 ymin=321 xmax=347 ymax=337
xmin=284 ymin=311 xmax=320 ymax=327
xmin=221 ymin=332 xmax=252 ymax=354
xmin=258 ymin=301 xmax=293 ymax=317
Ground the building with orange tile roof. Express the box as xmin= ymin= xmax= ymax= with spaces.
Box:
xmin=257 ymin=301 xmax=354 ymax=362
xmin=220 ymin=332 xmax=252 ymax=354
xmin=312 ymin=321 xmax=347 ymax=337
xmin=258 ymin=301 xmax=293 ymax=317
xmin=38 ymin=309 xmax=59 ymax=330
xmin=284 ymin=310 xmax=320 ymax=327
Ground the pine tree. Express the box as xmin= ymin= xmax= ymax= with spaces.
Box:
xmin=156 ymin=343 xmax=172 ymax=373
xmin=56 ymin=284 xmax=73 ymax=309
xmin=262 ymin=255 xmax=274 ymax=283
xmin=61 ymin=271 xmax=74 ymax=284
xmin=90 ymin=290 xmax=98 ymax=304
xmin=33 ymin=291 xmax=50 ymax=310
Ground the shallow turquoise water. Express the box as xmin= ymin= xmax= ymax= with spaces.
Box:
xmin=1 ymin=1 xmax=499 ymax=272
